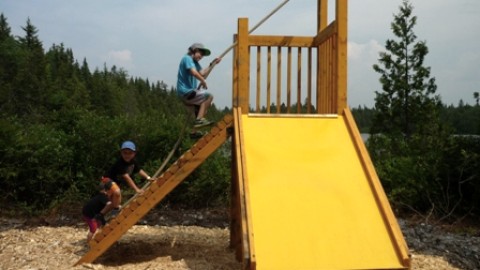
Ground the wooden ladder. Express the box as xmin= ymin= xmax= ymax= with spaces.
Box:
xmin=75 ymin=114 xmax=234 ymax=266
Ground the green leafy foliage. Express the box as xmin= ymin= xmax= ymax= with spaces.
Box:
xmin=0 ymin=15 xmax=232 ymax=215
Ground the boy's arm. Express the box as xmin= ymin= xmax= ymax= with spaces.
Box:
xmin=200 ymin=58 xmax=222 ymax=79
xmin=110 ymin=190 xmax=121 ymax=209
xmin=190 ymin=68 xmax=207 ymax=89
xmin=138 ymin=169 xmax=153 ymax=181
xmin=100 ymin=189 xmax=121 ymax=215
xmin=99 ymin=201 xmax=112 ymax=215
xmin=122 ymin=174 xmax=143 ymax=193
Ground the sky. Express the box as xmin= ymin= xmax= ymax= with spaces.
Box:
xmin=1 ymin=0 xmax=479 ymax=109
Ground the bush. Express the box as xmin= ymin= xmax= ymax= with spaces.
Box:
xmin=368 ymin=133 xmax=480 ymax=219
xmin=0 ymin=118 xmax=74 ymax=214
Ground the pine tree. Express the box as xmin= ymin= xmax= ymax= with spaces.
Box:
xmin=0 ymin=13 xmax=11 ymax=41
xmin=0 ymin=14 xmax=17 ymax=115
xmin=15 ymin=18 xmax=47 ymax=116
xmin=371 ymin=0 xmax=440 ymax=138
xmin=368 ymin=0 xmax=451 ymax=214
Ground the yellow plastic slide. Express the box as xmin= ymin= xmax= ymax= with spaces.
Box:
xmin=238 ymin=113 xmax=409 ymax=269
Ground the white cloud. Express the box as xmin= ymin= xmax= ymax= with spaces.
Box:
xmin=105 ymin=50 xmax=134 ymax=70
xmin=347 ymin=40 xmax=386 ymax=107
xmin=348 ymin=40 xmax=384 ymax=63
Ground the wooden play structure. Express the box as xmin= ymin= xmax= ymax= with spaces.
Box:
xmin=75 ymin=0 xmax=411 ymax=269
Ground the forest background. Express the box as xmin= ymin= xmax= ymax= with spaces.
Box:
xmin=0 ymin=13 xmax=479 ymax=225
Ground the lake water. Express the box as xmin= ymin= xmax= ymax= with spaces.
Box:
xmin=361 ymin=133 xmax=370 ymax=142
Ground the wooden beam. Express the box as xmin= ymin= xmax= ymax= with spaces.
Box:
xmin=233 ymin=108 xmax=256 ymax=270
xmin=237 ymin=18 xmax=250 ymax=113
xmin=336 ymin=0 xmax=348 ymax=111
xmin=343 ymin=108 xmax=411 ymax=268
xmin=249 ymin=36 xmax=315 ymax=47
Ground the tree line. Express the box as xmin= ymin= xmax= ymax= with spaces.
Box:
xmin=352 ymin=102 xmax=480 ymax=135
xmin=0 ymin=14 xmax=231 ymax=215
xmin=1 ymin=1 xmax=479 ymax=224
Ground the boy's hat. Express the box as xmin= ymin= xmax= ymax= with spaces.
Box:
xmin=121 ymin=140 xmax=136 ymax=151
xmin=189 ymin=43 xmax=211 ymax=56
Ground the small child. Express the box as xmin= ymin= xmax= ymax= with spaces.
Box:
xmin=82 ymin=182 xmax=111 ymax=242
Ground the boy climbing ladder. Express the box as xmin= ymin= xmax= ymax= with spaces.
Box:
xmin=176 ymin=42 xmax=222 ymax=139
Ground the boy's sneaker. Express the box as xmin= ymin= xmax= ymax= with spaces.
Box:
xmin=193 ymin=118 xmax=213 ymax=128
xmin=189 ymin=131 xmax=204 ymax=139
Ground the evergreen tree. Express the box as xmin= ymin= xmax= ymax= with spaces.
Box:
xmin=0 ymin=13 xmax=11 ymax=41
xmin=0 ymin=14 xmax=231 ymax=214
xmin=51 ymin=45 xmax=90 ymax=111
xmin=0 ymin=14 xmax=19 ymax=115
xmin=368 ymin=1 xmax=451 ymax=215
xmin=371 ymin=0 xmax=440 ymax=137
xmin=15 ymin=18 xmax=46 ymax=117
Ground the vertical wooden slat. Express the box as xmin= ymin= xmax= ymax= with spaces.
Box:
xmin=256 ymin=47 xmax=261 ymax=113
xmin=332 ymin=37 xmax=338 ymax=113
xmin=287 ymin=47 xmax=292 ymax=113
xmin=325 ymin=38 xmax=335 ymax=113
xmin=307 ymin=47 xmax=312 ymax=113
xmin=267 ymin=46 xmax=272 ymax=113
xmin=297 ymin=47 xmax=302 ymax=112
xmin=232 ymin=0 xmax=345 ymax=116
xmin=276 ymin=46 xmax=282 ymax=113
xmin=319 ymin=40 xmax=326 ymax=113
xmin=319 ymin=42 xmax=325 ymax=113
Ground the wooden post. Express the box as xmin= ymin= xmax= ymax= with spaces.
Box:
xmin=237 ymin=18 xmax=250 ymax=113
xmin=317 ymin=0 xmax=328 ymax=32
xmin=232 ymin=34 xmax=239 ymax=108
xmin=317 ymin=0 xmax=328 ymax=113
xmin=336 ymin=0 xmax=348 ymax=112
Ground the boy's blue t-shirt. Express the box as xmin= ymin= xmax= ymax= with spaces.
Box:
xmin=177 ymin=54 xmax=202 ymax=97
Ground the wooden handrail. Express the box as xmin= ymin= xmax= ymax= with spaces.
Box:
xmin=234 ymin=16 xmax=341 ymax=114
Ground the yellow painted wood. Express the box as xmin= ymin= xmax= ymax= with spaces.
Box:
xmin=343 ymin=108 xmax=411 ymax=267
xmin=239 ymin=114 xmax=408 ymax=270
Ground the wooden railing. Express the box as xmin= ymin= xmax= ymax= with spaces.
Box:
xmin=233 ymin=0 xmax=347 ymax=115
